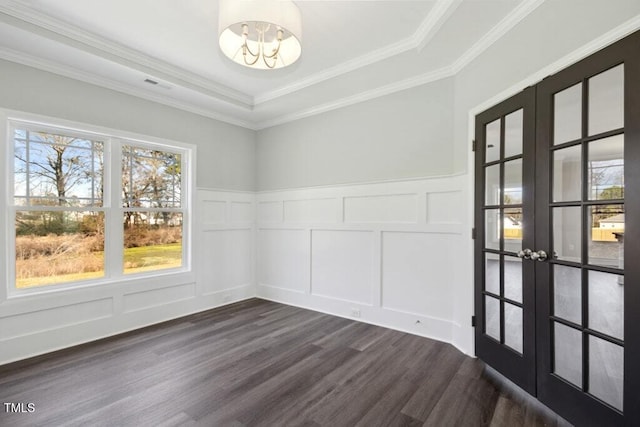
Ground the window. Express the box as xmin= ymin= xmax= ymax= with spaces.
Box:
xmin=121 ymin=145 xmax=183 ymax=275
xmin=8 ymin=120 xmax=191 ymax=292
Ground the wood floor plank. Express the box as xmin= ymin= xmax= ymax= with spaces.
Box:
xmin=0 ymin=299 xmax=568 ymax=427
xmin=400 ymin=342 xmax=466 ymax=421
xmin=423 ymin=358 xmax=501 ymax=427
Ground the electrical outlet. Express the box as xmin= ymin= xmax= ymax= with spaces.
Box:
xmin=351 ymin=308 xmax=361 ymax=318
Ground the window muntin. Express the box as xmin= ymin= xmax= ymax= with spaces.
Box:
xmin=13 ymin=130 xmax=104 ymax=207
xmin=8 ymin=122 xmax=190 ymax=292
xmin=122 ymin=145 xmax=181 ymax=209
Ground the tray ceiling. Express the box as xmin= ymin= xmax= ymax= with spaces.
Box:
xmin=0 ymin=0 xmax=542 ymax=129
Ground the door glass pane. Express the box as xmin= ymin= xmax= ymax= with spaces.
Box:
xmin=485 ymin=296 xmax=500 ymax=341
xmin=504 ymin=208 xmax=522 ymax=253
xmin=504 ymin=159 xmax=522 ymax=205
xmin=588 ymin=134 xmax=624 ymax=201
xmin=589 ymin=205 xmax=624 ymax=268
xmin=504 ymin=256 xmax=522 ymax=303
xmin=485 ymin=164 xmax=501 ymax=205
xmin=554 ymin=265 xmax=582 ymax=325
xmin=485 ymin=209 xmax=501 ymax=251
xmin=504 ymin=303 xmax=523 ymax=354
xmin=589 ymin=270 xmax=624 ymax=340
xmin=553 ymin=206 xmax=581 ymax=262
xmin=589 ymin=64 xmax=624 ymax=136
xmin=485 ymin=119 xmax=501 ymax=163
xmin=589 ymin=336 xmax=623 ymax=411
xmin=554 ymin=83 xmax=582 ymax=145
xmin=554 ymin=322 xmax=583 ymax=387
xmin=485 ymin=253 xmax=500 ymax=295
xmin=553 ymin=144 xmax=582 ymax=202
xmin=505 ymin=109 xmax=523 ymax=157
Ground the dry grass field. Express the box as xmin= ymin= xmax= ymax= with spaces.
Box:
xmin=16 ymin=228 xmax=182 ymax=288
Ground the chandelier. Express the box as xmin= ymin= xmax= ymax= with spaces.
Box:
xmin=218 ymin=0 xmax=302 ymax=70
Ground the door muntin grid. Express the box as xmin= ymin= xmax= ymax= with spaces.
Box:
xmin=549 ymin=64 xmax=625 ymax=411
xmin=483 ymin=110 xmax=525 ymax=355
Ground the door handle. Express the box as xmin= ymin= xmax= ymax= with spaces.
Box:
xmin=517 ymin=249 xmax=532 ymax=259
xmin=517 ymin=249 xmax=547 ymax=261
xmin=530 ymin=250 xmax=548 ymax=261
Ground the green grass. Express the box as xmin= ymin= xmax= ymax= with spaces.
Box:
xmin=124 ymin=243 xmax=182 ymax=274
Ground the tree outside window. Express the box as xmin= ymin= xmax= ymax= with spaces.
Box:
xmin=11 ymin=125 xmax=187 ymax=289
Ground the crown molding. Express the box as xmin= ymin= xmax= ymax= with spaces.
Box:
xmin=450 ymin=0 xmax=546 ymax=74
xmin=0 ymin=0 xmax=547 ymax=131
xmin=5 ymin=0 xmax=608 ymax=133
xmin=5 ymin=3 xmax=636 ymax=135
xmin=0 ymin=4 xmax=253 ymax=109
xmin=255 ymin=66 xmax=454 ymax=130
xmin=0 ymin=46 xmax=256 ymax=130
xmin=253 ymin=0 xmax=461 ymax=105
xmin=414 ymin=0 xmax=462 ymax=52
xmin=0 ymin=0 xmax=544 ymax=121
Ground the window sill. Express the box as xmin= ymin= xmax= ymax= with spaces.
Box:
xmin=6 ymin=267 xmax=196 ymax=301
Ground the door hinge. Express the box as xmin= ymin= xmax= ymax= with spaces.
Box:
xmin=472 ymin=139 xmax=477 ymax=152
xmin=471 ymin=228 xmax=476 ymax=240
xmin=471 ymin=315 xmax=477 ymax=327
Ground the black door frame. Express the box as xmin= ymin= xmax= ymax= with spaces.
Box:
xmin=474 ymin=87 xmax=536 ymax=394
xmin=474 ymin=29 xmax=640 ymax=426
xmin=534 ymin=29 xmax=640 ymax=426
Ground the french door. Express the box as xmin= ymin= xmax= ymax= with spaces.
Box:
xmin=474 ymin=30 xmax=640 ymax=426
xmin=474 ymin=87 xmax=537 ymax=393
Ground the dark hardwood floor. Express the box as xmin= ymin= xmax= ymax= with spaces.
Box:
xmin=0 ymin=299 xmax=570 ymax=426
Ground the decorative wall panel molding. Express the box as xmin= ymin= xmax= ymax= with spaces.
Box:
xmin=0 ymin=177 xmax=474 ymax=365
xmin=283 ymin=198 xmax=338 ymax=223
xmin=256 ymin=175 xmax=468 ymax=350
xmin=0 ymin=298 xmax=113 ymax=341
xmin=0 ymin=189 xmax=255 ymax=365
xmin=344 ymin=194 xmax=418 ymax=224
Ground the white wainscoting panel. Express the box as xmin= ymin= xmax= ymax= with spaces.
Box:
xmin=256 ymin=175 xmax=470 ymax=351
xmin=197 ymin=189 xmax=256 ymax=302
xmin=123 ymin=283 xmax=196 ymax=313
xmin=344 ymin=194 xmax=417 ymax=223
xmin=381 ymin=232 xmax=454 ymax=319
xmin=0 ymin=176 xmax=474 ymax=365
xmin=258 ymin=229 xmax=308 ymax=293
xmin=202 ymin=200 xmax=227 ymax=224
xmin=284 ymin=198 xmax=337 ymax=223
xmin=201 ymin=229 xmax=253 ymax=294
xmin=0 ymin=298 xmax=113 ymax=340
xmin=311 ymin=230 xmax=374 ymax=305
xmin=258 ymin=201 xmax=283 ymax=223
xmin=427 ymin=191 xmax=463 ymax=224
xmin=231 ymin=202 xmax=253 ymax=223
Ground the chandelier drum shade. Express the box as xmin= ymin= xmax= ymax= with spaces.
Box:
xmin=218 ymin=0 xmax=302 ymax=70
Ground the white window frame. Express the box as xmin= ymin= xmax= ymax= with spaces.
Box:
xmin=1 ymin=110 xmax=195 ymax=299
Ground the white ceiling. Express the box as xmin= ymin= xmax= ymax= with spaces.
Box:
xmin=0 ymin=0 xmax=543 ymax=129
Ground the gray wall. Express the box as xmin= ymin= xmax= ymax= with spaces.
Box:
xmin=256 ymin=78 xmax=454 ymax=190
xmin=0 ymin=59 xmax=256 ymax=191
xmin=256 ymin=0 xmax=640 ymax=191
xmin=453 ymin=0 xmax=640 ymax=173
xmin=4 ymin=0 xmax=639 ymax=192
